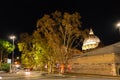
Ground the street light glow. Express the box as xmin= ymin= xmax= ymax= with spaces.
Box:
xmin=10 ymin=35 xmax=16 ymax=40
xmin=0 ymin=76 xmax=2 ymax=79
xmin=116 ymin=22 xmax=120 ymax=31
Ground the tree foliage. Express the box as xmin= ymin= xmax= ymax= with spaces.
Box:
xmin=18 ymin=11 xmax=89 ymax=72
xmin=17 ymin=32 xmax=49 ymax=70
xmin=18 ymin=33 xmax=34 ymax=68
xmin=36 ymin=11 xmax=84 ymax=64
xmin=0 ymin=39 xmax=13 ymax=60
xmin=0 ymin=39 xmax=13 ymax=69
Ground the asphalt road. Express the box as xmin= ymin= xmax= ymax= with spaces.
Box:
xmin=0 ymin=71 xmax=120 ymax=80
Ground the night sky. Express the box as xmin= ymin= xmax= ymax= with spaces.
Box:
xmin=0 ymin=0 xmax=120 ymax=45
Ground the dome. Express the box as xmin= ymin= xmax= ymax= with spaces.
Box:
xmin=82 ymin=28 xmax=100 ymax=50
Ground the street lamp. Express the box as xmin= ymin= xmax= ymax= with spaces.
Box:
xmin=10 ymin=35 xmax=16 ymax=72
xmin=116 ymin=22 xmax=120 ymax=32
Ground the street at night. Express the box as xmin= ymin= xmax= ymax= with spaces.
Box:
xmin=0 ymin=71 xmax=120 ymax=80
xmin=0 ymin=1 xmax=120 ymax=80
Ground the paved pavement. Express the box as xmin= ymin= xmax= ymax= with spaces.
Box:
xmin=0 ymin=71 xmax=120 ymax=80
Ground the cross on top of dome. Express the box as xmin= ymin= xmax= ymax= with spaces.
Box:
xmin=89 ymin=28 xmax=94 ymax=35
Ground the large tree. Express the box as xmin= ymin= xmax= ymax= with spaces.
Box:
xmin=18 ymin=11 xmax=89 ymax=72
xmin=36 ymin=11 xmax=84 ymax=65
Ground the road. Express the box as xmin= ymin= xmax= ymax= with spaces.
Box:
xmin=0 ymin=71 xmax=120 ymax=80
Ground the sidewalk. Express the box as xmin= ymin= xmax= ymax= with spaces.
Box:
xmin=64 ymin=72 xmax=120 ymax=78
xmin=1 ymin=71 xmax=120 ymax=79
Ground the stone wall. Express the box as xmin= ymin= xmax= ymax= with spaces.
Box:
xmin=114 ymin=53 xmax=120 ymax=63
xmin=69 ymin=53 xmax=117 ymax=76
xmin=71 ymin=63 xmax=113 ymax=75
xmin=113 ymin=53 xmax=120 ymax=75
xmin=75 ymin=53 xmax=115 ymax=64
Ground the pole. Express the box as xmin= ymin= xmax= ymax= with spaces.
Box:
xmin=9 ymin=35 xmax=16 ymax=73
xmin=12 ymin=38 xmax=14 ymax=72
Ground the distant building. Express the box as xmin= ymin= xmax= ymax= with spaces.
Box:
xmin=82 ymin=28 xmax=100 ymax=50
xmin=69 ymin=42 xmax=120 ymax=76
xmin=68 ymin=29 xmax=120 ymax=76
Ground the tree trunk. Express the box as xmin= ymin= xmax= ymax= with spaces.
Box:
xmin=0 ymin=50 xmax=3 ymax=70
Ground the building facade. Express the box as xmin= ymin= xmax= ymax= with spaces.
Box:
xmin=69 ymin=42 xmax=120 ymax=76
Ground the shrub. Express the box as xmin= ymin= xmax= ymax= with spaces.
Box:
xmin=1 ymin=63 xmax=10 ymax=72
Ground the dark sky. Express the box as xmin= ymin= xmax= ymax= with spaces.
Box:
xmin=0 ymin=0 xmax=120 ymax=45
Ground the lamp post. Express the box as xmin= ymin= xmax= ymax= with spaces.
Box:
xmin=10 ymin=35 xmax=16 ymax=72
xmin=116 ymin=22 xmax=120 ymax=32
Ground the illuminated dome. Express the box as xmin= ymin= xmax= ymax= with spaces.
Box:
xmin=82 ymin=28 xmax=100 ymax=50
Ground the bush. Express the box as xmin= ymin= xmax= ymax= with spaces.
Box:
xmin=1 ymin=63 xmax=10 ymax=72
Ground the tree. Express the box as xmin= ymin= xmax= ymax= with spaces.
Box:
xmin=18 ymin=11 xmax=89 ymax=72
xmin=32 ymin=31 xmax=50 ymax=70
xmin=17 ymin=33 xmax=34 ymax=68
xmin=0 ymin=39 xmax=13 ymax=62
xmin=0 ymin=39 xmax=13 ymax=69
xmin=17 ymin=32 xmax=49 ymax=70
xmin=36 ymin=11 xmax=84 ymax=68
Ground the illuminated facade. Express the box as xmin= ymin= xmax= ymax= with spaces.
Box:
xmin=82 ymin=28 xmax=100 ymax=50
xmin=69 ymin=42 xmax=120 ymax=76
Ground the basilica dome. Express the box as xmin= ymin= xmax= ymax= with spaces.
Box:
xmin=82 ymin=28 xmax=100 ymax=50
